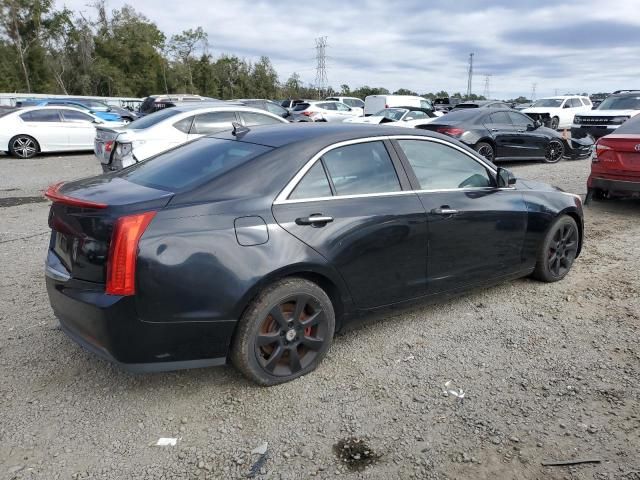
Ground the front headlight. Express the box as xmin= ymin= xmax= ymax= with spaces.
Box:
xmin=610 ymin=116 xmax=630 ymax=124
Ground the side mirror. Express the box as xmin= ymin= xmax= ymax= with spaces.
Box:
xmin=497 ymin=167 xmax=516 ymax=187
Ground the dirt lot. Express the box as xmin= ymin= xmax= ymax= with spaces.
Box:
xmin=1 ymin=153 xmax=638 ymax=480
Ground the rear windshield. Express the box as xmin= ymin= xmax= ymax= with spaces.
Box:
xmin=126 ymin=108 xmax=181 ymax=130
xmin=454 ymin=103 xmax=479 ymax=109
xmin=293 ymin=103 xmax=310 ymax=111
xmin=120 ymin=138 xmax=272 ymax=191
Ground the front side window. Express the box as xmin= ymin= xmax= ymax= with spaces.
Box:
xmin=289 ymin=161 xmax=332 ymax=200
xmin=322 ymin=141 xmax=401 ymax=196
xmin=191 ymin=111 xmax=237 ymax=134
xmin=335 ymin=102 xmax=350 ymax=111
xmin=397 ymin=140 xmax=493 ymax=190
xmin=20 ymin=109 xmax=62 ymax=122
xmin=240 ymin=112 xmax=283 ymax=126
xmin=61 ymin=110 xmax=94 ymax=123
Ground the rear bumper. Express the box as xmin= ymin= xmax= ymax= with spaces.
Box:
xmin=588 ymin=175 xmax=640 ymax=194
xmin=46 ymin=252 xmax=234 ymax=372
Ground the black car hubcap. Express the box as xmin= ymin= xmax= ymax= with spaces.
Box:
xmin=13 ymin=137 xmax=36 ymax=158
xmin=548 ymin=224 xmax=578 ymax=277
xmin=545 ymin=141 xmax=563 ymax=162
xmin=255 ymin=295 xmax=328 ymax=377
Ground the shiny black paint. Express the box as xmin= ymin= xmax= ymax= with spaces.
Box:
xmin=419 ymin=108 xmax=593 ymax=161
xmin=45 ymin=124 xmax=584 ymax=372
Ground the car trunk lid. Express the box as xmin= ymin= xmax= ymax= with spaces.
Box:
xmin=596 ymin=134 xmax=640 ymax=174
xmin=46 ymin=177 xmax=173 ymax=284
xmin=94 ymin=125 xmax=127 ymax=164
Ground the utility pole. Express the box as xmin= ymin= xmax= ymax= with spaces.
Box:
xmin=466 ymin=53 xmax=474 ymax=99
xmin=482 ymin=74 xmax=492 ymax=99
xmin=554 ymin=88 xmax=559 ymax=96
xmin=531 ymin=82 xmax=537 ymax=102
xmin=314 ymin=36 xmax=328 ymax=99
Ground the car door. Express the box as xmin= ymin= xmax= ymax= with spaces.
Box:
xmin=272 ymin=139 xmax=428 ymax=308
xmin=187 ymin=111 xmax=238 ymax=140
xmin=506 ymin=111 xmax=547 ymax=158
xmin=335 ymin=102 xmax=357 ymax=119
xmin=60 ymin=109 xmax=98 ymax=149
xmin=483 ymin=111 xmax=517 ymax=158
xmin=19 ymin=109 xmax=69 ymax=150
xmin=392 ymin=138 xmax=528 ymax=293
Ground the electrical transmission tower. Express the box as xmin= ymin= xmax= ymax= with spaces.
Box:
xmin=466 ymin=53 xmax=474 ymax=99
xmin=531 ymin=83 xmax=537 ymax=101
xmin=483 ymin=74 xmax=492 ymax=99
xmin=314 ymin=36 xmax=328 ymax=98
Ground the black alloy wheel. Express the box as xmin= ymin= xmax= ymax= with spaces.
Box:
xmin=532 ymin=215 xmax=579 ymax=282
xmin=232 ymin=278 xmax=335 ymax=385
xmin=544 ymin=139 xmax=564 ymax=163
xmin=9 ymin=135 xmax=39 ymax=159
xmin=475 ymin=142 xmax=495 ymax=162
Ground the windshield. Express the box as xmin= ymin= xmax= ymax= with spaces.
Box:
xmin=374 ymin=108 xmax=407 ymax=121
xmin=126 ymin=108 xmax=181 ymax=130
xmin=532 ymin=98 xmax=564 ymax=108
xmin=120 ymin=138 xmax=272 ymax=191
xmin=597 ymin=95 xmax=640 ymax=110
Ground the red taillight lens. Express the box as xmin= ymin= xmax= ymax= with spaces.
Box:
xmin=106 ymin=211 xmax=156 ymax=296
xmin=44 ymin=182 xmax=108 ymax=209
xmin=302 ymin=111 xmax=313 ymax=116
xmin=437 ymin=127 xmax=465 ymax=137
xmin=104 ymin=140 xmax=114 ymax=153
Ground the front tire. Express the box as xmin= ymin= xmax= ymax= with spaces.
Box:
xmin=532 ymin=215 xmax=579 ymax=282
xmin=231 ymin=278 xmax=335 ymax=386
xmin=543 ymin=139 xmax=564 ymax=163
xmin=9 ymin=135 xmax=39 ymax=159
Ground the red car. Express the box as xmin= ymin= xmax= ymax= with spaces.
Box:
xmin=586 ymin=114 xmax=640 ymax=203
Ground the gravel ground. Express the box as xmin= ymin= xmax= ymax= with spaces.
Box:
xmin=0 ymin=153 xmax=638 ymax=480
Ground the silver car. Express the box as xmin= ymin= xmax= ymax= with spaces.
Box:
xmin=290 ymin=101 xmax=363 ymax=122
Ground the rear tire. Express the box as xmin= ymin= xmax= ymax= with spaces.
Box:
xmin=474 ymin=142 xmax=495 ymax=162
xmin=8 ymin=135 xmax=39 ymax=159
xmin=532 ymin=215 xmax=579 ymax=282
xmin=231 ymin=278 xmax=335 ymax=386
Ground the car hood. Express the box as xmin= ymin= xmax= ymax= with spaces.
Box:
xmin=578 ymin=109 xmax=640 ymax=117
xmin=343 ymin=116 xmax=385 ymax=124
xmin=522 ymin=107 xmax=561 ymax=114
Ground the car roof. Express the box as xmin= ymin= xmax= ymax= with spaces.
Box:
xmin=210 ymin=122 xmax=440 ymax=148
xmin=14 ymin=105 xmax=97 ymax=113
xmin=170 ymin=102 xmax=252 ymax=113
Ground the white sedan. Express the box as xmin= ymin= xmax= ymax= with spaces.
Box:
xmin=0 ymin=106 xmax=118 ymax=158
xmin=94 ymin=104 xmax=288 ymax=171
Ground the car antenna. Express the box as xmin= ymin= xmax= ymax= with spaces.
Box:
xmin=231 ymin=121 xmax=250 ymax=137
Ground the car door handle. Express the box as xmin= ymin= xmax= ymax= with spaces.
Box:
xmin=516 ymin=129 xmax=525 ymax=133
xmin=295 ymin=214 xmax=334 ymax=226
xmin=431 ymin=207 xmax=459 ymax=215
xmin=490 ymin=128 xmax=499 ymax=132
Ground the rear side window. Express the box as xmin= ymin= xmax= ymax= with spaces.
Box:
xmin=486 ymin=111 xmax=511 ymax=124
xmin=397 ymin=140 xmax=492 ymax=190
xmin=581 ymin=97 xmax=591 ymax=106
xmin=121 ymin=138 xmax=272 ymax=191
xmin=239 ymin=112 xmax=283 ymax=126
xmin=507 ymin=111 xmax=532 ymax=127
xmin=321 ymin=103 xmax=337 ymax=110
xmin=322 ymin=141 xmax=400 ymax=196
xmin=20 ymin=110 xmax=61 ymax=122
xmin=173 ymin=116 xmax=194 ymax=133
xmin=289 ymin=162 xmax=332 ymax=200
xmin=191 ymin=111 xmax=236 ymax=134
xmin=61 ymin=110 xmax=94 ymax=122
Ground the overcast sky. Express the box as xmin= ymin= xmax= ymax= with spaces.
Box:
xmin=57 ymin=0 xmax=640 ymax=99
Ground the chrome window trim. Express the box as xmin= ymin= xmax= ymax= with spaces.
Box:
xmin=274 ymin=135 xmax=499 ymax=205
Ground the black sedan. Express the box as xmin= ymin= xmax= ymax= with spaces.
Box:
xmin=45 ymin=124 xmax=584 ymax=385
xmin=416 ymin=108 xmax=593 ymax=163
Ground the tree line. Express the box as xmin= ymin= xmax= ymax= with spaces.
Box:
xmin=0 ymin=0 xmax=487 ymax=101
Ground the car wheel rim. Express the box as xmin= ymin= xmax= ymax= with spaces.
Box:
xmin=545 ymin=141 xmax=563 ymax=162
xmin=478 ymin=145 xmax=494 ymax=161
xmin=548 ymin=223 xmax=578 ymax=277
xmin=255 ymin=295 xmax=328 ymax=377
xmin=13 ymin=137 xmax=36 ymax=158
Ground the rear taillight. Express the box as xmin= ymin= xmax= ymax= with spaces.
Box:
xmin=437 ymin=127 xmax=465 ymax=137
xmin=106 ymin=211 xmax=156 ymax=296
xmin=594 ymin=140 xmax=612 ymax=163
xmin=44 ymin=182 xmax=108 ymax=209
xmin=302 ymin=111 xmax=313 ymax=116
xmin=104 ymin=140 xmax=114 ymax=153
